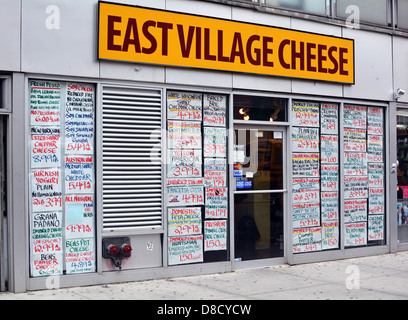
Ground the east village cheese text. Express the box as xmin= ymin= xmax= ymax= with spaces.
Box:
xmin=98 ymin=2 xmax=355 ymax=84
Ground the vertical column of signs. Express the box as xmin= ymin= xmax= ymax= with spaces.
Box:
xmin=320 ymin=104 xmax=340 ymax=250
xmin=63 ymin=83 xmax=96 ymax=274
xmin=30 ymin=80 xmax=64 ymax=276
xmin=167 ymin=91 xmax=205 ymax=265
xmin=203 ymin=94 xmax=228 ymax=253
xmin=166 ymin=91 xmax=228 ymax=265
xmin=29 ymin=81 xmax=96 ymax=277
xmin=291 ymin=102 xmax=340 ymax=254
xmin=343 ymin=105 xmax=385 ymax=247
xmin=367 ymin=107 xmax=385 ymax=242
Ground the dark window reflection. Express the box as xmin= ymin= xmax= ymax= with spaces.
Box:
xmin=234 ymin=95 xmax=287 ymax=122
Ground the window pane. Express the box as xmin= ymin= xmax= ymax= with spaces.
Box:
xmin=336 ymin=0 xmax=389 ymax=25
xmin=234 ymin=193 xmax=284 ymax=261
xmin=265 ymin=0 xmax=327 ymax=15
xmin=397 ymin=0 xmax=408 ymax=29
xmin=343 ymin=105 xmax=386 ymax=248
xmin=233 ymin=95 xmax=287 ymax=122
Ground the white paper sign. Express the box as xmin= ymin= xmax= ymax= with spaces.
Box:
xmin=168 ymin=207 xmax=202 ymax=236
xmin=367 ymin=107 xmax=384 ymax=135
xmin=291 ymin=127 xmax=319 ymax=153
xmin=64 ymin=195 xmax=95 ymax=239
xmin=292 ymin=178 xmax=320 ymax=204
xmin=205 ymin=187 xmax=228 ymax=219
xmin=167 ymin=178 xmax=205 ymax=206
xmin=321 ymin=104 xmax=338 ymax=135
xmin=322 ymin=221 xmax=339 ymax=250
xmin=31 ymin=127 xmax=61 ymax=168
xmin=167 ymin=91 xmax=202 ymax=121
xmin=65 ymin=83 xmax=95 ymax=155
xmin=368 ymin=215 xmax=384 ymax=241
xmin=293 ymin=227 xmax=322 ymax=253
xmin=204 ymin=127 xmax=227 ymax=158
xmin=168 ymin=235 xmax=203 ymax=265
xmin=168 ymin=120 xmax=202 ymax=149
xmin=64 ymin=163 xmax=94 ymax=194
xmin=204 ymin=220 xmax=227 ymax=251
xmin=203 ymin=94 xmax=226 ymax=127
xmin=167 ymin=149 xmax=202 ymax=178
xmin=65 ymin=238 xmax=96 ymax=274
xmin=345 ymin=222 xmax=367 ymax=247
xmin=291 ymin=102 xmax=320 ymax=127
xmin=30 ymin=80 xmax=61 ymax=126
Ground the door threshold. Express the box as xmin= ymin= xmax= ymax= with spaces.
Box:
xmin=232 ymin=257 xmax=287 ymax=271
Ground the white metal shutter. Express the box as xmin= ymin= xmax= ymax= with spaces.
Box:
xmin=102 ymin=85 xmax=163 ymax=231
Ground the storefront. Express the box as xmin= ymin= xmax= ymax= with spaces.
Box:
xmin=0 ymin=0 xmax=407 ymax=293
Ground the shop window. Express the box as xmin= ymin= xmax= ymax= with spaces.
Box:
xmin=336 ymin=0 xmax=390 ymax=26
xmin=397 ymin=0 xmax=408 ymax=30
xmin=29 ymin=80 xmax=96 ymax=276
xmin=291 ymin=102 xmax=386 ymax=253
xmin=264 ymin=0 xmax=327 ymax=15
xmin=166 ymin=91 xmax=229 ymax=265
xmin=233 ymin=95 xmax=287 ymax=122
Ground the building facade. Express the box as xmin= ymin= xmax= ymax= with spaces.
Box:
xmin=0 ymin=0 xmax=407 ymax=293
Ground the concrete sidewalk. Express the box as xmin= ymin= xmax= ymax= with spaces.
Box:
xmin=2 ymin=251 xmax=408 ymax=300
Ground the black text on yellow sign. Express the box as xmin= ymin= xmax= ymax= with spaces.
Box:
xmin=98 ymin=2 xmax=355 ymax=84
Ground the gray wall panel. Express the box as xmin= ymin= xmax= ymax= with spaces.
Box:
xmin=290 ymin=18 xmax=343 ymax=97
xmin=107 ymin=0 xmax=165 ymax=9
xmin=100 ymin=61 xmax=166 ymax=83
xmin=343 ymin=28 xmax=393 ymax=101
xmin=232 ymin=73 xmax=291 ymax=93
xmin=393 ymin=37 xmax=408 ymax=104
xmin=166 ymin=67 xmax=233 ymax=88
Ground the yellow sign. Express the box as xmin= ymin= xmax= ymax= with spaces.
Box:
xmin=98 ymin=2 xmax=355 ymax=84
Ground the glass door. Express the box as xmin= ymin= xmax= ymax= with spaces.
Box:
xmin=233 ymin=126 xmax=286 ymax=261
